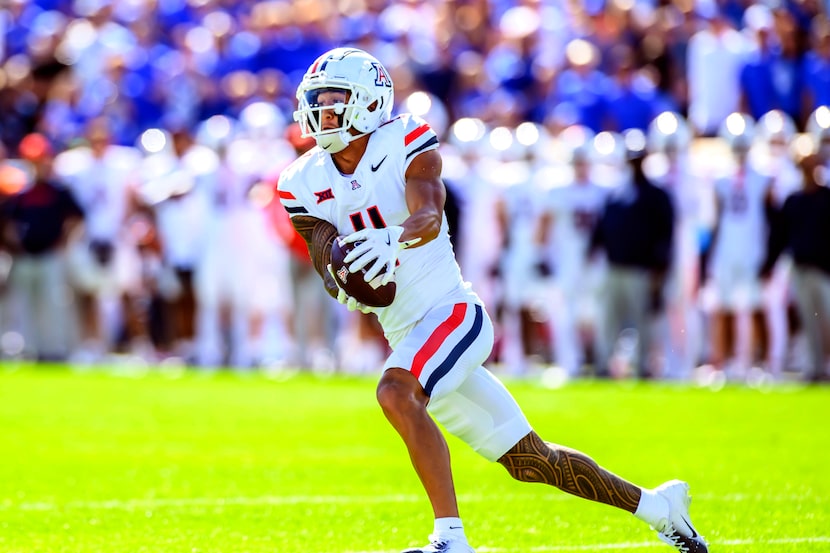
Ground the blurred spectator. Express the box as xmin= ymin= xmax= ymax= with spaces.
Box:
xmin=548 ymin=39 xmax=608 ymax=133
xmin=802 ymin=17 xmax=830 ymax=115
xmin=591 ymin=130 xmax=675 ymax=378
xmin=739 ymin=5 xmax=803 ymax=123
xmin=687 ymin=8 xmax=747 ymax=135
xmin=0 ymin=133 xmax=82 ymax=360
xmin=603 ymin=45 xmax=661 ymax=133
xmin=762 ymin=153 xmax=830 ymax=382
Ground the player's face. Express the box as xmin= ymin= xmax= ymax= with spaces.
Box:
xmin=573 ymin=157 xmax=590 ymax=181
xmin=305 ymin=88 xmax=348 ymax=131
xmin=769 ymin=137 xmax=788 ymax=159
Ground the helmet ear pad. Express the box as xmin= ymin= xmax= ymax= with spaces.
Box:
xmin=351 ymin=99 xmax=382 ymax=134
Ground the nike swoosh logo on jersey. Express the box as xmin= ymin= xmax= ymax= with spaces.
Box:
xmin=371 ymin=155 xmax=387 ymax=172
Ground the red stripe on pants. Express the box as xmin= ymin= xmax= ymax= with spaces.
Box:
xmin=411 ymin=304 xmax=468 ymax=379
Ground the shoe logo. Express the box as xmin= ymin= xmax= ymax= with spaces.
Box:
xmin=371 ymin=155 xmax=388 ymax=172
xmin=448 ymin=526 xmax=462 ymax=530
xmin=680 ymin=515 xmax=698 ymax=538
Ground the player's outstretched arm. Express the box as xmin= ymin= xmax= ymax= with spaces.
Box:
xmin=290 ymin=214 xmax=340 ymax=299
xmin=402 ymin=148 xmax=445 ymax=248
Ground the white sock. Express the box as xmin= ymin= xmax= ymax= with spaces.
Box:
xmin=634 ymin=488 xmax=670 ymax=529
xmin=434 ymin=517 xmax=467 ymax=541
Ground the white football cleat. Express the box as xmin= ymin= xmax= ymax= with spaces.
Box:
xmin=400 ymin=534 xmax=475 ymax=553
xmin=653 ymin=480 xmax=709 ymax=552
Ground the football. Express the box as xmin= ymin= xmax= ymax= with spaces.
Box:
xmin=330 ymin=237 xmax=397 ymax=308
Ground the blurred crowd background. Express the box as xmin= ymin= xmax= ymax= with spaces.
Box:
xmin=0 ymin=0 xmax=829 ymax=384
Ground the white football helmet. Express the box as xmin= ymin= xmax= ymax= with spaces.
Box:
xmin=718 ymin=112 xmax=755 ymax=154
xmin=807 ymin=105 xmax=830 ymax=159
xmin=559 ymin=125 xmax=596 ymax=163
xmin=756 ymin=109 xmax=796 ymax=146
xmin=294 ymin=47 xmax=394 ymax=153
xmin=647 ymin=111 xmax=691 ymax=154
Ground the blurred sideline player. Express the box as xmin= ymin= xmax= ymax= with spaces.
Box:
xmin=535 ymin=125 xmax=609 ymax=378
xmin=55 ymin=118 xmax=143 ymax=361
xmin=278 ymin=47 xmax=707 ymax=553
xmin=490 ymin=126 xmax=551 ymax=374
xmin=703 ymin=113 xmax=772 ymax=378
xmin=193 ymin=106 xmax=295 ymax=369
xmin=135 ymin=127 xmax=214 ymax=361
xmin=752 ymin=110 xmax=801 ymax=378
xmin=645 ymin=112 xmax=703 ymax=379
xmin=266 ymin=122 xmax=341 ymax=372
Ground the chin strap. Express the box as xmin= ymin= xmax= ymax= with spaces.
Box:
xmin=317 ymin=129 xmax=368 ymax=153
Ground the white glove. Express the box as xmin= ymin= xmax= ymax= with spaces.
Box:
xmin=342 ymin=225 xmax=420 ymax=285
xmin=327 ymin=264 xmax=371 ymax=313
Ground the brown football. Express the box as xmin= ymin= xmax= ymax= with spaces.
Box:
xmin=330 ymin=237 xmax=396 ymax=308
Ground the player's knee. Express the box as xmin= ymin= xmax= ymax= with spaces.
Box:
xmin=376 ymin=368 xmax=426 ymax=416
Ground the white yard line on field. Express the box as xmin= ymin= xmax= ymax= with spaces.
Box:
xmin=350 ymin=536 xmax=830 ymax=553
xmin=1 ymin=491 xmax=825 ymax=512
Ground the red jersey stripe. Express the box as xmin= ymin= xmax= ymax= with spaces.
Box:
xmin=278 ymin=190 xmax=296 ymax=200
xmin=404 ymin=124 xmax=430 ymax=146
xmin=411 ymin=304 xmax=468 ymax=379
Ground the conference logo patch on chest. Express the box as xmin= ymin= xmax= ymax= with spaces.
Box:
xmin=314 ymin=188 xmax=334 ymax=204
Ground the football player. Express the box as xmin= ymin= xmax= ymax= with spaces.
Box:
xmin=278 ymin=47 xmax=708 ymax=553
xmin=535 ymin=125 xmax=609 ymax=378
xmin=705 ymin=113 xmax=773 ymax=378
xmin=753 ymin=110 xmax=801 ymax=379
xmin=55 ymin=118 xmax=143 ymax=362
xmin=645 ymin=112 xmax=704 ymax=379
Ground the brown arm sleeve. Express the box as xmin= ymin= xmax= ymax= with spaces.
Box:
xmin=290 ymin=214 xmax=340 ymax=299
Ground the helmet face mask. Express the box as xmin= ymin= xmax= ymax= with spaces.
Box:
xmin=294 ymin=48 xmax=394 ymax=153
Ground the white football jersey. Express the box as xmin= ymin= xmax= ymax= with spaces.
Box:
xmin=54 ymin=145 xmax=141 ymax=241
xmin=711 ymin=163 xmax=770 ymax=270
xmin=652 ymin=161 xmax=701 ymax=268
xmin=278 ymin=113 xmax=479 ymax=336
xmin=542 ymin=179 xmax=609 ymax=276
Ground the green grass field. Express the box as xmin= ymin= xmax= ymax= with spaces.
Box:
xmin=1 ymin=364 xmax=828 ymax=553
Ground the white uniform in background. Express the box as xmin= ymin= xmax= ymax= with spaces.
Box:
xmin=55 ymin=144 xmax=143 ymax=349
xmin=492 ymin=155 xmax=548 ymax=374
xmin=194 ymin=119 xmax=295 ymax=369
xmin=539 ymin=177 xmax=609 ymax=377
xmin=649 ymin=156 xmax=703 ymax=378
xmin=440 ymin=146 xmax=501 ymax=311
xmin=136 ymin=139 xmax=217 ymax=359
xmin=750 ymin=119 xmax=802 ymax=376
xmin=707 ymin=163 xmax=770 ymax=312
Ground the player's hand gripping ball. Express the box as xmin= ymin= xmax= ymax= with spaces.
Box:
xmin=330 ymin=236 xmax=397 ymax=307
